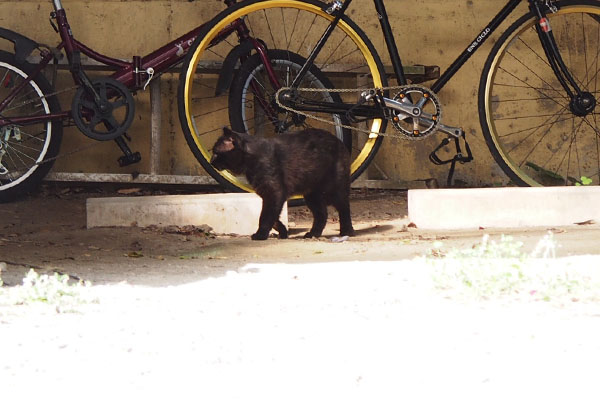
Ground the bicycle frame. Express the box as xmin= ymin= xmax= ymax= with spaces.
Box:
xmin=0 ymin=0 xmax=582 ymax=135
xmin=288 ymin=0 xmax=583 ymax=121
xmin=0 ymin=0 xmax=266 ymax=128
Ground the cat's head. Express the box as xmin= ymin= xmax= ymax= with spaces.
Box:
xmin=210 ymin=127 xmax=248 ymax=174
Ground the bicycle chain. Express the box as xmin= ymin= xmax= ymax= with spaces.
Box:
xmin=274 ymin=85 xmax=438 ymax=141
xmin=4 ymin=83 xmax=439 ymax=175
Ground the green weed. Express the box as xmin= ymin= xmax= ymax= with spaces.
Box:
xmin=576 ymin=176 xmax=593 ymax=186
xmin=427 ymin=233 xmax=599 ymax=303
xmin=1 ymin=269 xmax=95 ymax=313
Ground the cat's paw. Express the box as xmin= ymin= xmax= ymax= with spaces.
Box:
xmin=278 ymin=231 xmax=288 ymax=239
xmin=341 ymin=228 xmax=356 ymax=237
xmin=251 ymin=232 xmax=269 ymax=240
xmin=303 ymin=231 xmax=321 ymax=239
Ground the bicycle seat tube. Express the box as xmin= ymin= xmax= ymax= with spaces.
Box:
xmin=290 ymin=0 xmax=353 ymax=88
xmin=52 ymin=0 xmax=64 ymax=11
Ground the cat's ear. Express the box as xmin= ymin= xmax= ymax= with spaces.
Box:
xmin=222 ymin=127 xmax=238 ymax=142
xmin=223 ymin=127 xmax=247 ymax=151
xmin=223 ymin=126 xmax=236 ymax=137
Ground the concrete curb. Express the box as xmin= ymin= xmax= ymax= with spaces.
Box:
xmin=87 ymin=193 xmax=287 ymax=236
xmin=408 ymin=186 xmax=600 ymax=230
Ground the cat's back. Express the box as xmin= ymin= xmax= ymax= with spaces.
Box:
xmin=273 ymin=128 xmax=350 ymax=191
xmin=275 ymin=128 xmax=347 ymax=155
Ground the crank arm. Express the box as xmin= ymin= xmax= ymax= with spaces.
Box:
xmin=437 ymin=123 xmax=464 ymax=138
xmin=382 ymin=96 xmax=423 ymax=117
xmin=389 ymin=104 xmax=463 ymax=138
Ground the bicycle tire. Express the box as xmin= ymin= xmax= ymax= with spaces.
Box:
xmin=479 ymin=1 xmax=600 ymax=186
xmin=0 ymin=51 xmax=63 ymax=202
xmin=229 ymin=49 xmax=352 ymax=152
xmin=178 ymin=0 xmax=387 ymax=195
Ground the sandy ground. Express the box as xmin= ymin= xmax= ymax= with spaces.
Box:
xmin=1 ymin=184 xmax=600 ymax=399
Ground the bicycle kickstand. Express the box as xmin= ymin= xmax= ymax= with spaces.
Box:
xmin=429 ymin=131 xmax=474 ymax=187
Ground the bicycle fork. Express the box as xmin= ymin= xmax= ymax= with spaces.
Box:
xmin=531 ymin=2 xmax=597 ymax=116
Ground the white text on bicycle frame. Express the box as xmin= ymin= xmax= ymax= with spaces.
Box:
xmin=467 ymin=27 xmax=491 ymax=53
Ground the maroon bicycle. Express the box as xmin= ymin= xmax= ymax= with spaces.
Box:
xmin=0 ymin=0 xmax=335 ymax=202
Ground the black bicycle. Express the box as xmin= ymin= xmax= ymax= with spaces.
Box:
xmin=178 ymin=0 xmax=600 ymax=191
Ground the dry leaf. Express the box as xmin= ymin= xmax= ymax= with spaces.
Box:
xmin=574 ymin=219 xmax=595 ymax=226
xmin=118 ymin=188 xmax=142 ymax=195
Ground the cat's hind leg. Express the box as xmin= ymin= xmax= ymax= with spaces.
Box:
xmin=303 ymin=192 xmax=328 ymax=238
xmin=332 ymin=194 xmax=355 ymax=237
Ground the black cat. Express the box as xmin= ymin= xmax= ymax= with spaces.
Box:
xmin=211 ymin=127 xmax=355 ymax=240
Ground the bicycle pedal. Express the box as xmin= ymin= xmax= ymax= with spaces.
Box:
xmin=118 ymin=151 xmax=141 ymax=167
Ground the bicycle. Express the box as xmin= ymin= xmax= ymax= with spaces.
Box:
xmin=0 ymin=0 xmax=337 ymax=202
xmin=178 ymin=0 xmax=600 ymax=192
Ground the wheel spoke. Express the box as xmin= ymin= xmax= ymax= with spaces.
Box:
xmin=0 ymin=57 xmax=59 ymax=200
xmin=179 ymin=0 xmax=385 ymax=195
xmin=482 ymin=6 xmax=600 ymax=186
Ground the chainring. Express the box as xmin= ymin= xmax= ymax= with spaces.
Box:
xmin=71 ymin=77 xmax=135 ymax=141
xmin=391 ymin=85 xmax=441 ymax=140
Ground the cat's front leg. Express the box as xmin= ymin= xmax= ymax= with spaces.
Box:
xmin=252 ymin=196 xmax=285 ymax=240
xmin=251 ymin=231 xmax=270 ymax=240
xmin=251 ymin=213 xmax=273 ymax=240
xmin=250 ymin=220 xmax=287 ymax=240
xmin=274 ymin=220 xmax=288 ymax=239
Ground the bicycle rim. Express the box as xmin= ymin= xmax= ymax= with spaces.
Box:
xmin=0 ymin=55 xmax=61 ymax=201
xmin=180 ymin=0 xmax=386 ymax=193
xmin=480 ymin=2 xmax=600 ymax=186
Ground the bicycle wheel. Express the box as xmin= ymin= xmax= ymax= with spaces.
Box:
xmin=479 ymin=1 xmax=600 ymax=186
xmin=229 ymin=49 xmax=352 ymax=153
xmin=178 ymin=0 xmax=387 ymax=194
xmin=0 ymin=51 xmax=62 ymax=202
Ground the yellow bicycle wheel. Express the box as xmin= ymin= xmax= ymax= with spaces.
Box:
xmin=178 ymin=0 xmax=387 ymax=194
xmin=480 ymin=1 xmax=600 ymax=186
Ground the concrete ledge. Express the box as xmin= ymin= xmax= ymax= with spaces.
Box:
xmin=87 ymin=193 xmax=287 ymax=236
xmin=408 ymin=186 xmax=600 ymax=230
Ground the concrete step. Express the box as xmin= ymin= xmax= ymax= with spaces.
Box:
xmin=87 ymin=193 xmax=287 ymax=236
xmin=408 ymin=186 xmax=600 ymax=230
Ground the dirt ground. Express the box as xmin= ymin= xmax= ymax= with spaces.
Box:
xmin=2 ymin=184 xmax=600 ymax=399
xmin=2 ymin=183 xmax=600 ymax=286
xmin=0 ymin=184 xmax=422 ymax=285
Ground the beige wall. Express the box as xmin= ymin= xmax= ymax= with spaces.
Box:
xmin=0 ymin=0 xmax=532 ymax=186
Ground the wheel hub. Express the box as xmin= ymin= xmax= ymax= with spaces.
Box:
xmin=273 ymin=88 xmax=306 ymax=131
xmin=570 ymin=91 xmax=596 ymax=117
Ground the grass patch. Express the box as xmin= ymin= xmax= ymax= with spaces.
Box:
xmin=0 ymin=269 xmax=95 ymax=313
xmin=426 ymin=233 xmax=600 ymax=303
